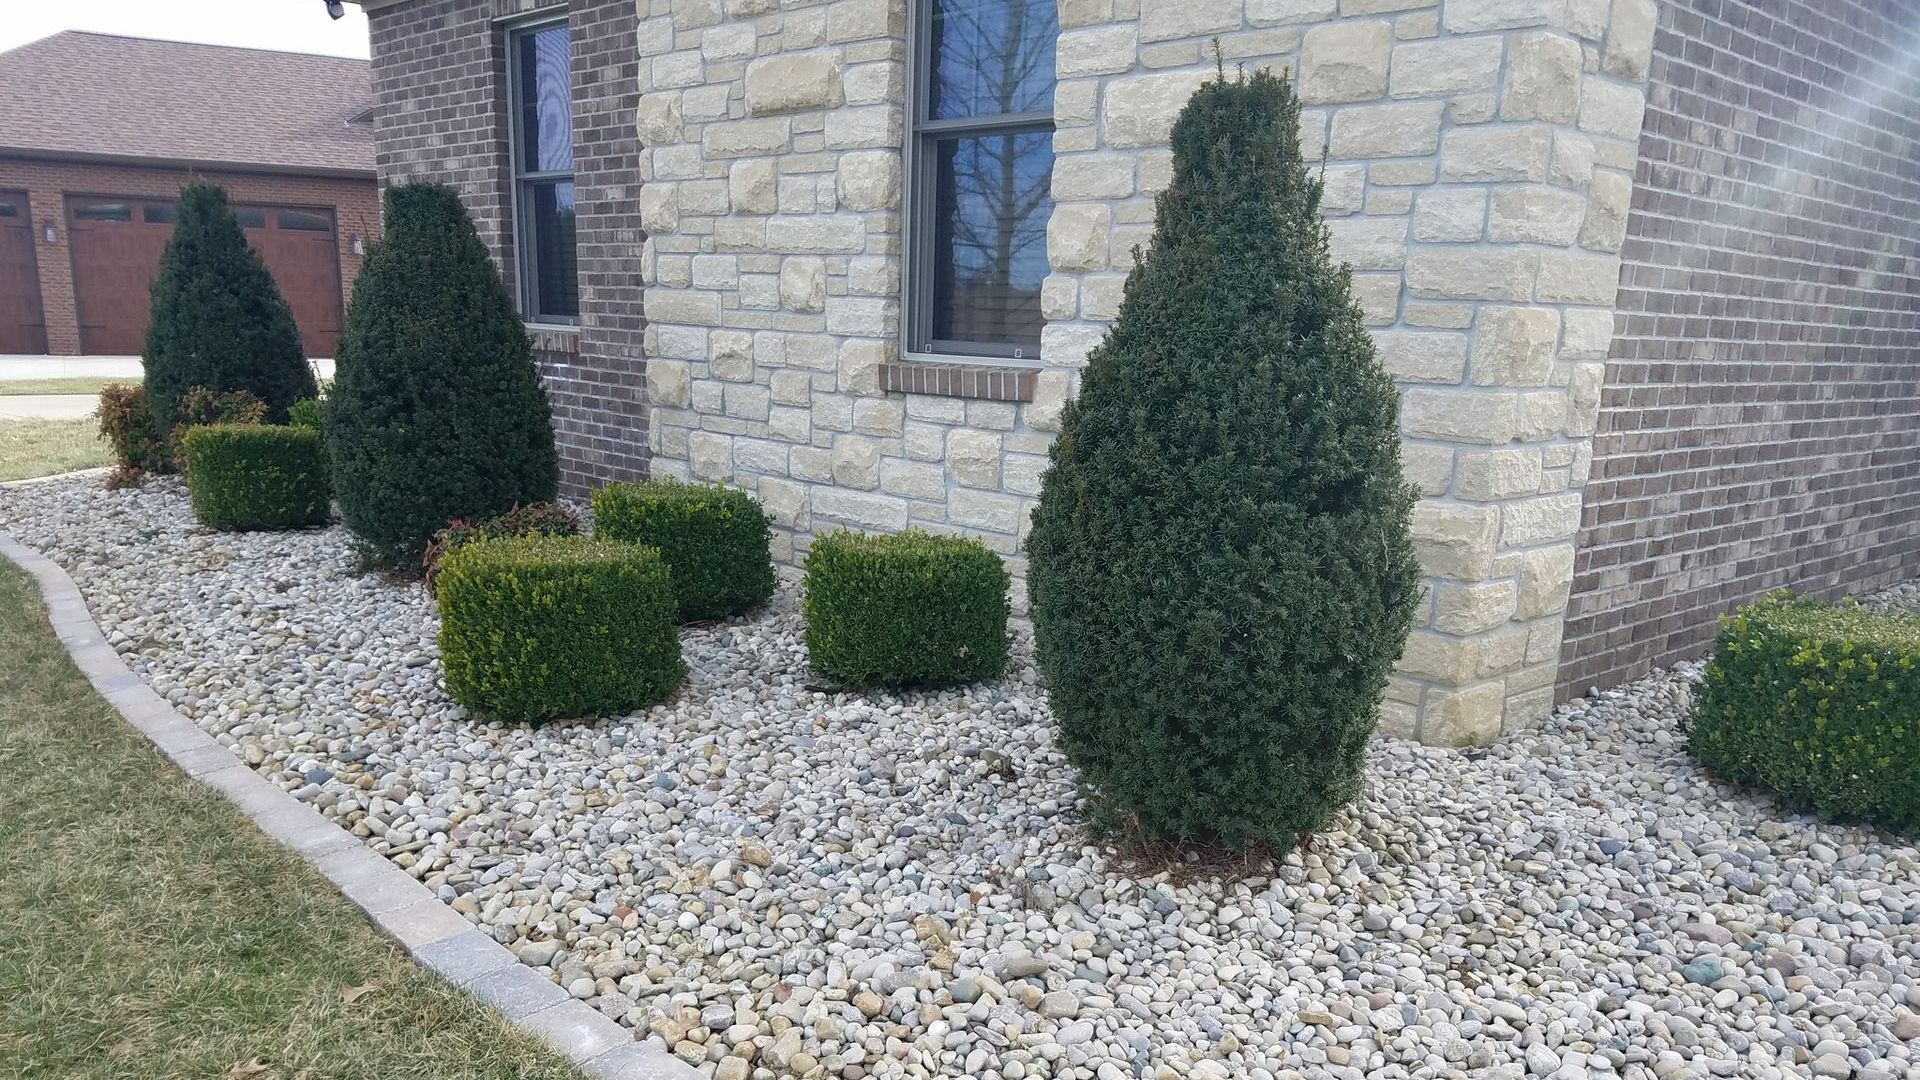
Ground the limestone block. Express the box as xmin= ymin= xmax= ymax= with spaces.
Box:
xmin=832 ymin=436 xmax=882 ymax=489
xmin=1501 ymin=492 xmax=1582 ymax=546
xmin=646 ymin=359 xmax=691 ymax=408
xmin=1565 ymin=361 xmax=1606 ymax=436
xmin=1603 ymin=0 xmax=1657 ymax=80
xmin=1350 ymin=273 xmax=1402 ymax=325
xmin=1488 ymin=185 xmax=1586 ymax=246
xmin=652 ymin=50 xmax=704 ymax=89
xmin=880 ymin=458 xmax=947 ymax=500
xmin=1027 ymin=371 xmax=1073 ymax=433
xmin=1578 ymin=78 xmax=1646 ymax=140
xmin=1420 ymin=682 xmax=1505 ymax=747
xmin=1413 ymin=189 xmax=1487 ymax=243
xmin=813 ymin=488 xmax=910 ymax=531
xmin=1456 ymin=447 xmax=1543 ymax=501
xmin=1329 ymin=101 xmax=1443 ymax=158
xmin=770 ymin=370 xmax=813 ymax=406
xmin=1139 ymin=0 xmax=1242 ymax=42
xmin=1410 ymin=500 xmax=1499 ymax=578
xmin=838 ymin=339 xmax=887 ymax=396
xmin=835 ymin=150 xmax=901 ymax=212
xmin=1373 ymin=331 xmax=1467 ymax=383
xmin=1052 ymin=153 xmax=1137 ymax=200
xmin=1439 ymin=125 xmax=1553 ymax=182
xmin=768 ymin=406 xmax=812 ymax=442
xmin=673 ymin=0 xmax=723 ymax=31
xmin=638 ymin=183 xmax=679 ymax=233
xmin=948 ymin=489 xmax=1026 ymax=533
xmin=1502 ymin=32 xmax=1583 ymax=123
xmin=780 ymin=257 xmax=828 ymax=313
xmin=1404 ymin=249 xmax=1537 ymax=302
xmin=689 ymin=432 xmax=733 ymax=481
xmin=1579 ymin=169 xmax=1633 ymax=253
xmin=1535 ymin=251 xmax=1621 ymax=305
xmin=734 ymin=437 xmax=788 ymax=475
xmin=1320 ymin=164 xmax=1367 ymax=215
xmin=948 ymin=430 xmax=1003 ymax=489
xmin=1057 ymin=25 xmax=1138 ymax=77
xmin=1401 ymin=443 xmax=1454 ymax=496
xmin=704 ymin=118 xmax=793 ymax=157
xmin=702 ymin=22 xmax=756 ymax=61
xmin=1247 ymin=0 xmax=1336 ymax=24
xmin=757 ymin=478 xmax=809 ymax=529
xmin=680 ymin=180 xmax=729 ymax=215
xmin=853 ymin=398 xmax=904 ymax=436
xmin=766 ymin=216 xmax=867 ymax=254
xmin=1513 ymin=543 xmax=1576 ymax=618
xmin=1471 ymin=306 xmax=1560 ymax=386
xmin=1400 ymin=631 xmax=1485 ymax=685
xmin=1560 ymin=309 xmax=1615 ymax=360
xmin=1401 ymin=387 xmax=1564 ymax=444
xmin=1389 ymin=36 xmax=1501 ymax=98
xmin=1443 ymin=0 xmax=1564 ymax=33
xmin=825 ymin=0 xmax=897 ymax=42
xmin=710 ymin=330 xmax=755 ymax=382
xmin=1551 ymin=130 xmax=1596 ymax=187
xmin=790 ymin=446 xmax=834 ymax=482
xmin=1325 ymin=215 xmax=1408 ymax=270
xmin=724 ymin=383 xmax=772 ymax=421
xmin=1300 ymin=21 xmax=1392 ymax=104
xmin=1103 ymin=70 xmax=1211 ymax=149
xmin=1047 ymin=203 xmax=1112 ymax=272
xmin=635 ymin=92 xmax=683 ymax=145
xmin=1433 ymin=580 xmax=1518 ymax=635
xmin=825 ymin=297 xmax=893 ymax=337
xmin=647 ymin=288 xmax=723 ymax=327
xmin=824 ymin=106 xmax=900 ymax=149
xmin=1060 ymin=0 xmax=1113 ymax=28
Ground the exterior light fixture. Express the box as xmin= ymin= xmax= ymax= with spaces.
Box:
xmin=324 ymin=0 xmax=346 ymax=19
xmin=350 ymin=232 xmax=365 ymax=256
xmin=41 ymin=219 xmax=54 ymax=244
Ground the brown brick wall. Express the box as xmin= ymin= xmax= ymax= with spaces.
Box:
xmin=1559 ymin=0 xmax=1920 ymax=697
xmin=0 ymin=157 xmax=377 ymax=356
xmin=366 ymin=0 xmax=648 ymax=499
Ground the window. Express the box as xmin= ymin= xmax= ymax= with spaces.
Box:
xmin=508 ymin=18 xmax=579 ymax=323
xmin=142 ymin=203 xmax=176 ymax=225
xmin=906 ymin=0 xmax=1058 ymax=360
xmin=71 ymin=201 xmax=132 ymax=222
xmin=278 ymin=209 xmax=333 ymax=232
xmin=234 ymin=208 xmax=268 ymax=229
xmin=0 ymin=200 xmax=16 ymax=218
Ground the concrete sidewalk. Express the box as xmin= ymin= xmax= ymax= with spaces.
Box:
xmin=0 ymin=395 xmax=99 ymax=421
xmin=0 ymin=355 xmax=336 ymax=381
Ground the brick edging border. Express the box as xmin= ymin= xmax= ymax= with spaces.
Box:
xmin=0 ymin=529 xmax=699 ymax=1080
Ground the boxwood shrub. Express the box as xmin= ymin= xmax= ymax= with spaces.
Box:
xmin=802 ymin=529 xmax=1010 ymax=688
xmin=1689 ymin=592 xmax=1920 ymax=834
xmin=179 ymin=424 xmax=331 ymax=531
xmin=591 ymin=480 xmax=775 ymax=621
xmin=422 ymin=501 xmax=581 ymax=594
xmin=436 ymin=536 xmax=684 ymax=723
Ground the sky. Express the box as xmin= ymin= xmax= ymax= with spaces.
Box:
xmin=0 ymin=0 xmax=370 ymax=60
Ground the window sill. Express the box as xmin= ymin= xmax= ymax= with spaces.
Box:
xmin=880 ymin=360 xmax=1036 ymax=402
xmin=524 ymin=323 xmax=579 ymax=355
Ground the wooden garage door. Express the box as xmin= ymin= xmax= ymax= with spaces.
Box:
xmin=67 ymin=196 xmax=343 ymax=358
xmin=0 ymin=191 xmax=48 ymax=354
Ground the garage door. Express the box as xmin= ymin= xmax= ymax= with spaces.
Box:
xmin=67 ymin=196 xmax=343 ymax=358
xmin=0 ymin=191 xmax=48 ymax=354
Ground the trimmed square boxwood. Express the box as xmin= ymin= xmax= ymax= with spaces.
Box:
xmin=591 ymin=480 xmax=775 ymax=621
xmin=802 ymin=529 xmax=1010 ymax=688
xmin=1689 ymin=592 xmax=1920 ymax=834
xmin=436 ymin=535 xmax=684 ymax=723
xmin=180 ymin=424 xmax=331 ymax=531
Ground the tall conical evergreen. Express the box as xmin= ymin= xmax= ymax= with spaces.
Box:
xmin=144 ymin=181 xmax=316 ymax=427
xmin=1025 ymin=70 xmax=1422 ymax=849
xmin=327 ymin=182 xmax=558 ymax=569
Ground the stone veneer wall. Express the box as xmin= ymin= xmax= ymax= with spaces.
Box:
xmin=636 ymin=0 xmax=1655 ymax=745
xmin=1558 ymin=0 xmax=1920 ymax=697
xmin=366 ymin=0 xmax=650 ymax=497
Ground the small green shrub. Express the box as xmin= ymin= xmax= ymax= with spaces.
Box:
xmin=802 ymin=530 xmax=1010 ymax=688
xmin=180 ymin=424 xmax=332 ymax=531
xmin=591 ymin=480 xmax=775 ymax=621
xmin=422 ymin=501 xmax=581 ymax=594
xmin=288 ymin=397 xmax=326 ymax=431
xmin=436 ymin=536 xmax=684 ymax=723
xmin=95 ymin=383 xmax=168 ymax=480
xmin=1689 ymin=593 xmax=1920 ymax=834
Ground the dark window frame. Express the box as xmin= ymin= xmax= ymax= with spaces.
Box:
xmin=505 ymin=14 xmax=580 ymax=326
xmin=904 ymin=0 xmax=1057 ymax=362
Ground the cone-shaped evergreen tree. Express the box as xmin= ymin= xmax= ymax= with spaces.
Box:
xmin=1026 ymin=69 xmax=1422 ymax=849
xmin=144 ymin=181 xmax=316 ymax=427
xmin=327 ymin=182 xmax=558 ymax=569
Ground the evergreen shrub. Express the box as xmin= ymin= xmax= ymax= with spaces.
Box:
xmin=180 ymin=424 xmax=332 ymax=531
xmin=436 ymin=536 xmax=684 ymax=723
xmin=1689 ymin=593 xmax=1920 ymax=834
xmin=591 ymin=480 xmax=774 ymax=621
xmin=802 ymin=530 xmax=1010 ymax=688
xmin=1024 ymin=69 xmax=1422 ymax=848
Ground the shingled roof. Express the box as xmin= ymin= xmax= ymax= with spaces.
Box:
xmin=0 ymin=31 xmax=373 ymax=177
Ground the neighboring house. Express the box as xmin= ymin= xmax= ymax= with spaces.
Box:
xmin=356 ymin=0 xmax=1920 ymax=746
xmin=0 ymin=32 xmax=380 ymax=358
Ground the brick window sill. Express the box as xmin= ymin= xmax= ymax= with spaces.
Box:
xmin=880 ymin=361 xmax=1036 ymax=402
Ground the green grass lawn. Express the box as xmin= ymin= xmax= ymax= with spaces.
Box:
xmin=0 ymin=376 xmax=128 ymax=396
xmin=0 ymin=560 xmax=591 ymax=1080
xmin=0 ymin=418 xmax=114 ymax=482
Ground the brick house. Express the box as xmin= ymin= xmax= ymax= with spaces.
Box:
xmin=355 ymin=0 xmax=1920 ymax=746
xmin=0 ymin=32 xmax=380 ymax=358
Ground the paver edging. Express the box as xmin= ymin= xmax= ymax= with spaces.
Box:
xmin=0 ymin=530 xmax=701 ymax=1080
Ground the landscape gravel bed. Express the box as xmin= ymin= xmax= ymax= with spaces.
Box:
xmin=3 ymin=475 xmax=1918 ymax=1080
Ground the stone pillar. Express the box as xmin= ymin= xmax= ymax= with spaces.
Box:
xmin=1041 ymin=0 xmax=1657 ymax=745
